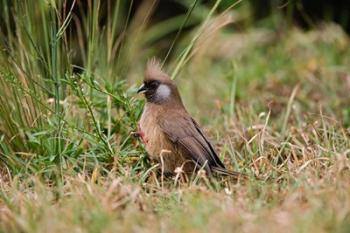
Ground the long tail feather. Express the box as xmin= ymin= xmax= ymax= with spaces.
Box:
xmin=212 ymin=166 xmax=248 ymax=180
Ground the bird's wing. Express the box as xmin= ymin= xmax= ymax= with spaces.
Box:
xmin=158 ymin=110 xmax=225 ymax=175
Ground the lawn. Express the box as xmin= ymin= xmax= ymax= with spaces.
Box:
xmin=0 ymin=1 xmax=350 ymax=232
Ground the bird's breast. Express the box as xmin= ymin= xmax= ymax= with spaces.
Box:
xmin=139 ymin=104 xmax=169 ymax=159
xmin=139 ymin=104 xmax=189 ymax=173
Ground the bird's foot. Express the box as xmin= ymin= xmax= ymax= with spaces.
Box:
xmin=131 ymin=130 xmax=148 ymax=144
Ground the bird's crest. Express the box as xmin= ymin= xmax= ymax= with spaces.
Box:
xmin=144 ymin=58 xmax=170 ymax=82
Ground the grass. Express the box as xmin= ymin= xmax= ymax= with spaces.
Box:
xmin=1 ymin=1 xmax=350 ymax=232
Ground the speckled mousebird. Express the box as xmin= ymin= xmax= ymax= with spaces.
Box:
xmin=136 ymin=59 xmax=244 ymax=178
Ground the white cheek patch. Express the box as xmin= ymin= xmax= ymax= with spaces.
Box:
xmin=156 ymin=84 xmax=171 ymax=100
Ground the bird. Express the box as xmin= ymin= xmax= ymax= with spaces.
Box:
xmin=135 ymin=59 xmax=245 ymax=179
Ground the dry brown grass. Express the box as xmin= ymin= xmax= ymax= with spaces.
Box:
xmin=1 ymin=109 xmax=349 ymax=232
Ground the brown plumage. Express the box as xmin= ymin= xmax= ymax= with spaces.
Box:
xmin=137 ymin=59 xmax=244 ymax=178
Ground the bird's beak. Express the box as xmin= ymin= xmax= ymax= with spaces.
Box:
xmin=137 ymin=84 xmax=147 ymax=94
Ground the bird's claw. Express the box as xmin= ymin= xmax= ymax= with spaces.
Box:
xmin=131 ymin=131 xmax=141 ymax=138
xmin=131 ymin=130 xmax=148 ymax=144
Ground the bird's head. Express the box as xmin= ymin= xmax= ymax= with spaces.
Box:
xmin=137 ymin=59 xmax=182 ymax=105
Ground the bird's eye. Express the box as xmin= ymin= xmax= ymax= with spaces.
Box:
xmin=148 ymin=80 xmax=160 ymax=89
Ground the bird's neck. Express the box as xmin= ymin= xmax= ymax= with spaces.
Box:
xmin=145 ymin=95 xmax=185 ymax=111
xmin=146 ymin=91 xmax=184 ymax=107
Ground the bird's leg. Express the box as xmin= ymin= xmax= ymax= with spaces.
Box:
xmin=131 ymin=124 xmax=149 ymax=144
